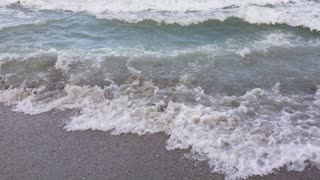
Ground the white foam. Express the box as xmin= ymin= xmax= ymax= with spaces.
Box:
xmin=1 ymin=75 xmax=320 ymax=179
xmin=0 ymin=0 xmax=291 ymax=13
xmin=1 ymin=0 xmax=319 ymax=31
xmin=0 ymin=6 xmax=51 ymax=31
xmin=55 ymin=51 xmax=76 ymax=72
xmin=1 ymin=1 xmax=320 ymax=179
xmin=1 ymin=27 xmax=320 ymax=179
xmin=233 ymin=32 xmax=300 ymax=56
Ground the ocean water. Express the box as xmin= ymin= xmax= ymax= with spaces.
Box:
xmin=1 ymin=0 xmax=320 ymax=179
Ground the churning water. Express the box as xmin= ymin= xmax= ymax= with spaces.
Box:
xmin=1 ymin=0 xmax=320 ymax=179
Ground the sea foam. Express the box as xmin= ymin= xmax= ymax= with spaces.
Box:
xmin=1 ymin=46 xmax=320 ymax=179
xmin=0 ymin=0 xmax=319 ymax=31
xmin=1 ymin=1 xmax=320 ymax=179
xmin=1 ymin=73 xmax=320 ymax=179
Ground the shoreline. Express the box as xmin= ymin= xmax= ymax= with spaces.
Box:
xmin=1 ymin=103 xmax=319 ymax=180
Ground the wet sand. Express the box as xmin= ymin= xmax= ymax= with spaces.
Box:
xmin=0 ymin=103 xmax=319 ymax=180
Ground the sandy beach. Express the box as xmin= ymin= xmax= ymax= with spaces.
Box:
xmin=1 ymin=103 xmax=319 ymax=180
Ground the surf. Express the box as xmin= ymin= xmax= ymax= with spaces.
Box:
xmin=0 ymin=0 xmax=320 ymax=31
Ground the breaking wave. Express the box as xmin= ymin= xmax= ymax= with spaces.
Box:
xmin=0 ymin=0 xmax=320 ymax=31
xmin=1 ymin=47 xmax=320 ymax=179
xmin=1 ymin=1 xmax=320 ymax=179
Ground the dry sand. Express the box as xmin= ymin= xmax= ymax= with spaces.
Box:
xmin=1 ymin=103 xmax=319 ymax=180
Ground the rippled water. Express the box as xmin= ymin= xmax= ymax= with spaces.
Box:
xmin=1 ymin=1 xmax=320 ymax=179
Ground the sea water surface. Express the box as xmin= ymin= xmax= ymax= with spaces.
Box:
xmin=1 ymin=0 xmax=320 ymax=179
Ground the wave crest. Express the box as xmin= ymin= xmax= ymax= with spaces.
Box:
xmin=1 ymin=0 xmax=320 ymax=31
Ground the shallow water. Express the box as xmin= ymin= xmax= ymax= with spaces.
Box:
xmin=1 ymin=1 xmax=320 ymax=179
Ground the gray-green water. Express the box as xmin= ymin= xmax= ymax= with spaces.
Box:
xmin=1 ymin=1 xmax=320 ymax=179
